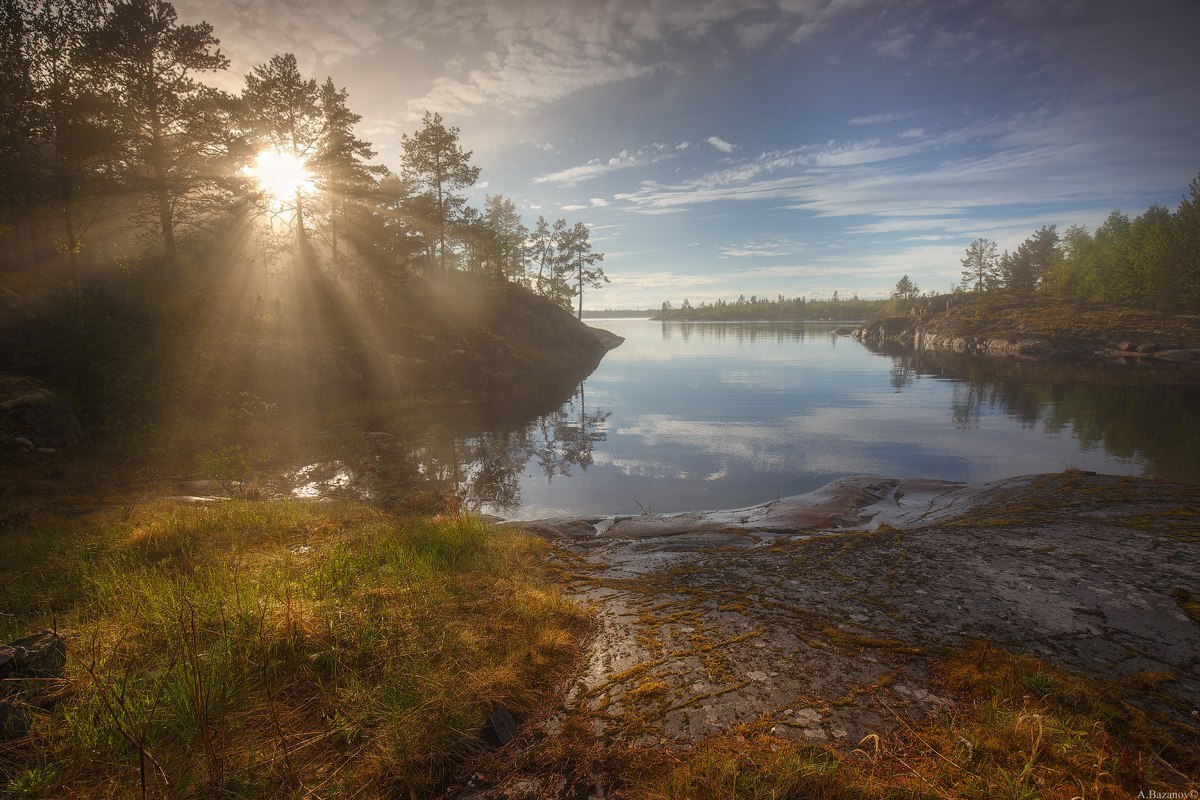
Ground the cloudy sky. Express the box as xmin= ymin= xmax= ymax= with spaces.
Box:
xmin=176 ymin=0 xmax=1200 ymax=308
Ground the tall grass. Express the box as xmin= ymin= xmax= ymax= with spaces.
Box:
xmin=0 ymin=499 xmax=585 ymax=798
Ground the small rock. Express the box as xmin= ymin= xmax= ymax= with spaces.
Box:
xmin=0 ymin=632 xmax=66 ymax=680
xmin=481 ymin=707 xmax=518 ymax=747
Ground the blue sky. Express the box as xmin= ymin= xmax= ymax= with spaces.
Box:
xmin=177 ymin=0 xmax=1200 ymax=308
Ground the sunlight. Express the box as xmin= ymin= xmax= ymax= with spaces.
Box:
xmin=244 ymin=148 xmax=313 ymax=201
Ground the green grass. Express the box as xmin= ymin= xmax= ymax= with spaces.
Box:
xmin=0 ymin=499 xmax=585 ymax=798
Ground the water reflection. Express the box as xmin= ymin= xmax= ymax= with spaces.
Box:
xmin=661 ymin=320 xmax=821 ymax=344
xmin=866 ymin=343 xmax=1200 ymax=483
xmin=331 ymin=381 xmax=611 ymax=515
xmin=296 ymin=320 xmax=1200 ymax=518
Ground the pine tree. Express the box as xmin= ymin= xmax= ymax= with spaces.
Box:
xmin=242 ymin=53 xmax=321 ymax=243
xmin=959 ymin=237 xmax=998 ymax=292
xmin=2 ymin=0 xmax=116 ymax=286
xmin=400 ymin=111 xmax=480 ymax=273
xmin=314 ymin=76 xmax=379 ymax=267
xmin=91 ymin=0 xmax=229 ymax=266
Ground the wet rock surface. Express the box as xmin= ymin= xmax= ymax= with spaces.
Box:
xmin=516 ymin=473 xmax=1200 ymax=746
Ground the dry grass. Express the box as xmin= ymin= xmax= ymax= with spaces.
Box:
xmin=458 ymin=639 xmax=1199 ymax=800
xmin=0 ymin=499 xmax=586 ymax=798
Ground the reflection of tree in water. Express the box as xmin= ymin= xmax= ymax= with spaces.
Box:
xmin=458 ymin=382 xmax=610 ymax=512
xmin=348 ymin=382 xmax=610 ymax=513
xmin=661 ymin=322 xmax=820 ymax=345
xmin=889 ymin=360 xmax=915 ymax=392
xmin=875 ymin=345 xmax=1200 ymax=482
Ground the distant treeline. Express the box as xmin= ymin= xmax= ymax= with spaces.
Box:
xmin=656 ymin=293 xmax=888 ymax=322
xmin=957 ymin=174 xmax=1200 ymax=313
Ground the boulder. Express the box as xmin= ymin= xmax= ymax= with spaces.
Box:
xmin=0 ymin=631 xmax=66 ymax=680
xmin=0 ymin=375 xmax=81 ymax=449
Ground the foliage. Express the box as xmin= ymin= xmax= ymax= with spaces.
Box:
xmin=89 ymin=0 xmax=230 ymax=266
xmin=400 ymin=111 xmax=481 ymax=273
xmin=0 ymin=0 xmax=118 ymax=282
xmin=241 ymin=53 xmax=321 ymax=243
xmin=960 ymin=236 xmax=999 ymax=292
xmin=956 ymin=175 xmax=1200 ymax=313
xmin=890 ymin=274 xmax=919 ymax=301
xmin=0 ymin=500 xmax=585 ymax=798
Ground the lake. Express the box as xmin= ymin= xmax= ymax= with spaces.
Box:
xmin=332 ymin=319 xmax=1200 ymax=518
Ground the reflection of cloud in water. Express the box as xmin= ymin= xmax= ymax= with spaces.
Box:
xmin=616 ymin=403 xmax=1141 ymax=485
xmin=589 ymin=451 xmax=689 ymax=480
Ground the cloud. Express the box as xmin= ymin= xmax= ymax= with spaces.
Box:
xmin=561 ymin=197 xmax=611 ymax=211
xmin=533 ymin=144 xmax=678 ymax=185
xmin=707 ymin=136 xmax=737 ymax=153
xmin=848 ymin=112 xmax=914 ymax=126
xmin=614 ymin=96 xmax=1196 ymax=230
xmin=718 ymin=237 xmax=803 ymax=258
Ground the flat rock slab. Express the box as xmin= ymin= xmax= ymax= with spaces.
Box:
xmin=511 ymin=475 xmax=1013 ymax=541
xmin=520 ymin=473 xmax=1200 ymax=746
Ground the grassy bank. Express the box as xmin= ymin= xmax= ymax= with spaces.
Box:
xmin=0 ymin=500 xmax=585 ymax=798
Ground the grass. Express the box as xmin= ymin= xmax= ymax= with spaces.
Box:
xmin=0 ymin=498 xmax=586 ymax=798
xmin=580 ymin=641 xmax=1198 ymax=800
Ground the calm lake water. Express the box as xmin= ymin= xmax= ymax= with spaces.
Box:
xmin=334 ymin=319 xmax=1200 ymax=518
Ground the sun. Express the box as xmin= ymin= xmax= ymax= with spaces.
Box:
xmin=244 ymin=148 xmax=313 ymax=200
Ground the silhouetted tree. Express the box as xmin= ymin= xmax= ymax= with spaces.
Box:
xmin=2 ymin=0 xmax=117 ymax=286
xmin=241 ymin=53 xmax=320 ymax=243
xmin=528 ymin=214 xmax=553 ymax=293
xmin=555 ymin=220 xmax=606 ymax=319
xmin=91 ymin=0 xmax=228 ymax=266
xmin=479 ymin=194 xmax=527 ymax=283
xmin=891 ymin=274 xmax=919 ymax=301
xmin=400 ymin=111 xmax=480 ymax=273
xmin=313 ymin=76 xmax=379 ymax=267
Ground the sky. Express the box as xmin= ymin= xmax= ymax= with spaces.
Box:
xmin=174 ymin=0 xmax=1200 ymax=308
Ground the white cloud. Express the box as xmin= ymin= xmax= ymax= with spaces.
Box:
xmin=532 ymin=145 xmax=676 ymax=185
xmin=707 ymin=136 xmax=737 ymax=153
xmin=848 ymin=111 xmax=916 ymax=126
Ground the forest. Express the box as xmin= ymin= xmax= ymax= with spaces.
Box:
xmin=957 ymin=177 xmax=1200 ymax=312
xmin=0 ymin=0 xmax=607 ymax=316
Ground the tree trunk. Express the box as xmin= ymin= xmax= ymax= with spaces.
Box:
xmin=150 ymin=118 xmax=176 ymax=267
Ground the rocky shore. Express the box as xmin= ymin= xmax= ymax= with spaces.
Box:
xmin=509 ymin=471 xmax=1200 ymax=748
xmin=854 ymin=294 xmax=1200 ymax=365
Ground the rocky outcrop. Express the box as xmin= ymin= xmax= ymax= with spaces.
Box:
xmin=514 ymin=473 xmax=1200 ymax=748
xmin=855 ymin=294 xmax=1200 ymax=366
